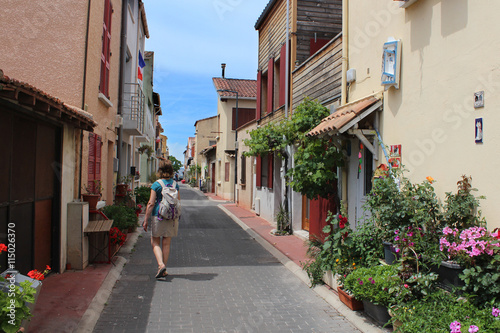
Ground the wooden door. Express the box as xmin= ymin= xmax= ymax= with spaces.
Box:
xmin=301 ymin=196 xmax=310 ymax=231
xmin=0 ymin=107 xmax=60 ymax=273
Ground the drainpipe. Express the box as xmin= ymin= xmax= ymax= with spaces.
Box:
xmin=117 ymin=0 xmax=128 ymax=181
xmin=341 ymin=0 xmax=348 ymax=105
xmin=79 ymin=0 xmax=92 ymax=200
xmin=285 ymin=0 xmax=292 ymax=232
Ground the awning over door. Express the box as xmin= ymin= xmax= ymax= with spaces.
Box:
xmin=307 ymin=94 xmax=382 ymax=137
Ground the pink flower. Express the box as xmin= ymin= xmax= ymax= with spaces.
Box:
xmin=492 ymin=307 xmax=500 ymax=317
xmin=469 ymin=325 xmax=479 ymax=333
xmin=404 ymin=284 xmax=409 ymax=288
xmin=450 ymin=321 xmax=461 ymax=331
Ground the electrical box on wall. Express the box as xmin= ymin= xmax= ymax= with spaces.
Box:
xmin=346 ymin=68 xmax=356 ymax=83
xmin=381 ymin=39 xmax=402 ymax=89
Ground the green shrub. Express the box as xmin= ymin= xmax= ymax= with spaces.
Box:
xmin=134 ymin=185 xmax=151 ymax=205
xmin=102 ymin=204 xmax=138 ymax=231
xmin=391 ymin=289 xmax=500 ymax=333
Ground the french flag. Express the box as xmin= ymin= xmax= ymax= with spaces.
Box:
xmin=138 ymin=51 xmax=146 ymax=81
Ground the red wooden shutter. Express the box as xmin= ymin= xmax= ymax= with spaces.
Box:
xmin=279 ymin=43 xmax=287 ymax=107
xmin=88 ymin=133 xmax=102 ymax=193
xmin=88 ymin=133 xmax=96 ymax=192
xmin=267 ymin=58 xmax=274 ymax=114
xmin=100 ymin=0 xmax=112 ymax=97
xmin=310 ymin=38 xmax=330 ymax=56
xmin=267 ymin=152 xmax=273 ymax=189
xmin=256 ymin=71 xmax=262 ymax=120
xmin=256 ymin=156 xmax=262 ymax=187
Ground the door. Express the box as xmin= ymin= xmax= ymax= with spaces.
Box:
xmin=0 ymin=107 xmax=60 ymax=273
xmin=301 ymin=196 xmax=310 ymax=231
xmin=349 ymin=140 xmax=373 ymax=229
xmin=211 ymin=162 xmax=215 ymax=193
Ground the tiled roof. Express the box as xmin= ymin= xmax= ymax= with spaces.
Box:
xmin=255 ymin=0 xmax=279 ymax=30
xmin=212 ymin=78 xmax=257 ymax=99
xmin=0 ymin=69 xmax=97 ymax=131
xmin=307 ymin=96 xmax=381 ymax=137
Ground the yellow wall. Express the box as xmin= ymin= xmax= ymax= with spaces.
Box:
xmin=348 ymin=0 xmax=500 ymax=229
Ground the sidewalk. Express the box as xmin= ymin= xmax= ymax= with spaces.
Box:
xmin=28 ymin=190 xmax=386 ymax=333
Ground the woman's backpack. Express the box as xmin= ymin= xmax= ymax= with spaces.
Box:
xmin=157 ymin=180 xmax=181 ymax=220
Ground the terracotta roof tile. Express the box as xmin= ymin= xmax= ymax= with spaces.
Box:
xmin=213 ymin=78 xmax=257 ymax=99
xmin=307 ymin=96 xmax=380 ymax=137
xmin=0 ymin=69 xmax=96 ymax=130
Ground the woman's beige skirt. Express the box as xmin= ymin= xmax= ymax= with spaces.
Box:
xmin=151 ymin=216 xmax=178 ymax=237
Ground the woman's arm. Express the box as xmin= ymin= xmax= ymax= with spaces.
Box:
xmin=143 ymin=189 xmax=157 ymax=232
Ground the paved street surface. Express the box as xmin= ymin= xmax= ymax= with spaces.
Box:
xmin=94 ymin=185 xmax=360 ymax=333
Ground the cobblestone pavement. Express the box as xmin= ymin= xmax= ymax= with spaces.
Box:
xmin=94 ymin=185 xmax=360 ymax=333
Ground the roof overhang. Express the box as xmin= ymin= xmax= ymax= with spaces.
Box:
xmin=307 ymin=95 xmax=383 ymax=138
xmin=255 ymin=0 xmax=279 ymax=30
xmin=200 ymin=145 xmax=216 ymax=155
xmin=0 ymin=70 xmax=97 ymax=131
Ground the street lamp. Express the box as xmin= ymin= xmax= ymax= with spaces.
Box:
xmin=217 ymin=89 xmax=239 ymax=203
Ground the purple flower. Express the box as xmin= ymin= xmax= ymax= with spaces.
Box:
xmin=359 ymin=280 xmax=364 ymax=285
xmin=371 ymin=280 xmax=375 ymax=284
xmin=469 ymin=325 xmax=479 ymax=333
xmin=492 ymin=307 xmax=500 ymax=317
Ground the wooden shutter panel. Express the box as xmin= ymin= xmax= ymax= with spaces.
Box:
xmin=96 ymin=135 xmax=102 ymax=182
xmin=88 ymin=133 xmax=96 ymax=192
xmin=267 ymin=152 xmax=273 ymax=189
xmin=100 ymin=0 xmax=112 ymax=97
xmin=267 ymin=58 xmax=274 ymax=114
xmin=279 ymin=43 xmax=287 ymax=107
xmin=256 ymin=155 xmax=262 ymax=187
xmin=256 ymin=71 xmax=262 ymax=120
xmin=225 ymin=162 xmax=230 ymax=182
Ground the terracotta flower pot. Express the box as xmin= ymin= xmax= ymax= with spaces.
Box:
xmin=82 ymin=194 xmax=100 ymax=210
xmin=337 ymin=287 xmax=364 ymax=311
xmin=116 ymin=184 xmax=129 ymax=196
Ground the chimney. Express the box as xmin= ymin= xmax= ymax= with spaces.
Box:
xmin=221 ymin=63 xmax=226 ymax=79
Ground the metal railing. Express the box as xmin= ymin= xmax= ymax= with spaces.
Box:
xmin=123 ymin=83 xmax=145 ymax=134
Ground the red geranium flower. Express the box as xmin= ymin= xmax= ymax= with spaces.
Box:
xmin=0 ymin=243 xmax=7 ymax=254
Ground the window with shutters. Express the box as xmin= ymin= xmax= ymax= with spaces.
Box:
xmin=225 ymin=162 xmax=230 ymax=182
xmin=232 ymin=108 xmax=256 ymax=130
xmin=274 ymin=58 xmax=280 ymax=110
xmin=88 ymin=133 xmax=102 ymax=193
xmin=100 ymin=0 xmax=113 ymax=98
xmin=256 ymin=154 xmax=273 ymax=189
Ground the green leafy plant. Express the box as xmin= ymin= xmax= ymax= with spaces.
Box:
xmin=244 ymin=98 xmax=344 ymax=200
xmin=138 ymin=144 xmax=154 ymax=158
xmin=390 ymin=289 xmax=500 ymax=333
xmin=444 ymin=175 xmax=486 ymax=230
xmin=82 ymin=179 xmax=103 ymax=195
xmin=134 ymin=185 xmax=151 ymax=206
xmin=274 ymin=203 xmax=291 ymax=235
xmin=344 ymin=265 xmax=409 ymax=307
xmin=102 ymin=204 xmax=138 ymax=231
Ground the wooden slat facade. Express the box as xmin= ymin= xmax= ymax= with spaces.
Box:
xmin=292 ymin=35 xmax=342 ymax=110
xmin=295 ymin=0 xmax=342 ymax=65
xmin=257 ymin=0 xmax=290 ymax=71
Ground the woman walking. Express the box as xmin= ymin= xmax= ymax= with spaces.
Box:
xmin=143 ymin=160 xmax=180 ymax=278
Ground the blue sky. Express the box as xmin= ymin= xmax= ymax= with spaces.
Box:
xmin=144 ymin=0 xmax=270 ymax=161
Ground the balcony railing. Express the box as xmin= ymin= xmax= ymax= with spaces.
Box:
xmin=122 ymin=83 xmax=145 ymax=136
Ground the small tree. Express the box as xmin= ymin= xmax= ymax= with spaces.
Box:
xmin=244 ymin=98 xmax=344 ymax=200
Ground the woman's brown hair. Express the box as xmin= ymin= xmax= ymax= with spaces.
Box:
xmin=157 ymin=160 xmax=174 ymax=179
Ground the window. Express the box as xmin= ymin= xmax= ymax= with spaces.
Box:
xmin=309 ymin=38 xmax=330 ymax=56
xmin=100 ymin=0 xmax=113 ymax=97
xmin=232 ymin=108 xmax=256 ymax=130
xmin=208 ymin=140 xmax=216 ymax=146
xmin=225 ymin=162 xmax=230 ymax=182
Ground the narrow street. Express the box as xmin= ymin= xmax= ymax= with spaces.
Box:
xmin=93 ymin=185 xmax=360 ymax=333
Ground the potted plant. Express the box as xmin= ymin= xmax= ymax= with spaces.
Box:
xmin=82 ymin=180 xmax=103 ymax=210
xmin=0 ymin=244 xmax=50 ymax=333
xmin=109 ymin=227 xmax=127 ymax=256
xmin=116 ymin=175 xmax=132 ymax=196
xmin=344 ymin=265 xmax=408 ymax=326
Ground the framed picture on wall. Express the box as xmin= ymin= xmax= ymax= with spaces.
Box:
xmin=389 ymin=144 xmax=402 ymax=169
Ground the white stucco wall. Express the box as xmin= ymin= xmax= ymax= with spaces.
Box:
xmin=347 ymin=0 xmax=500 ymax=229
